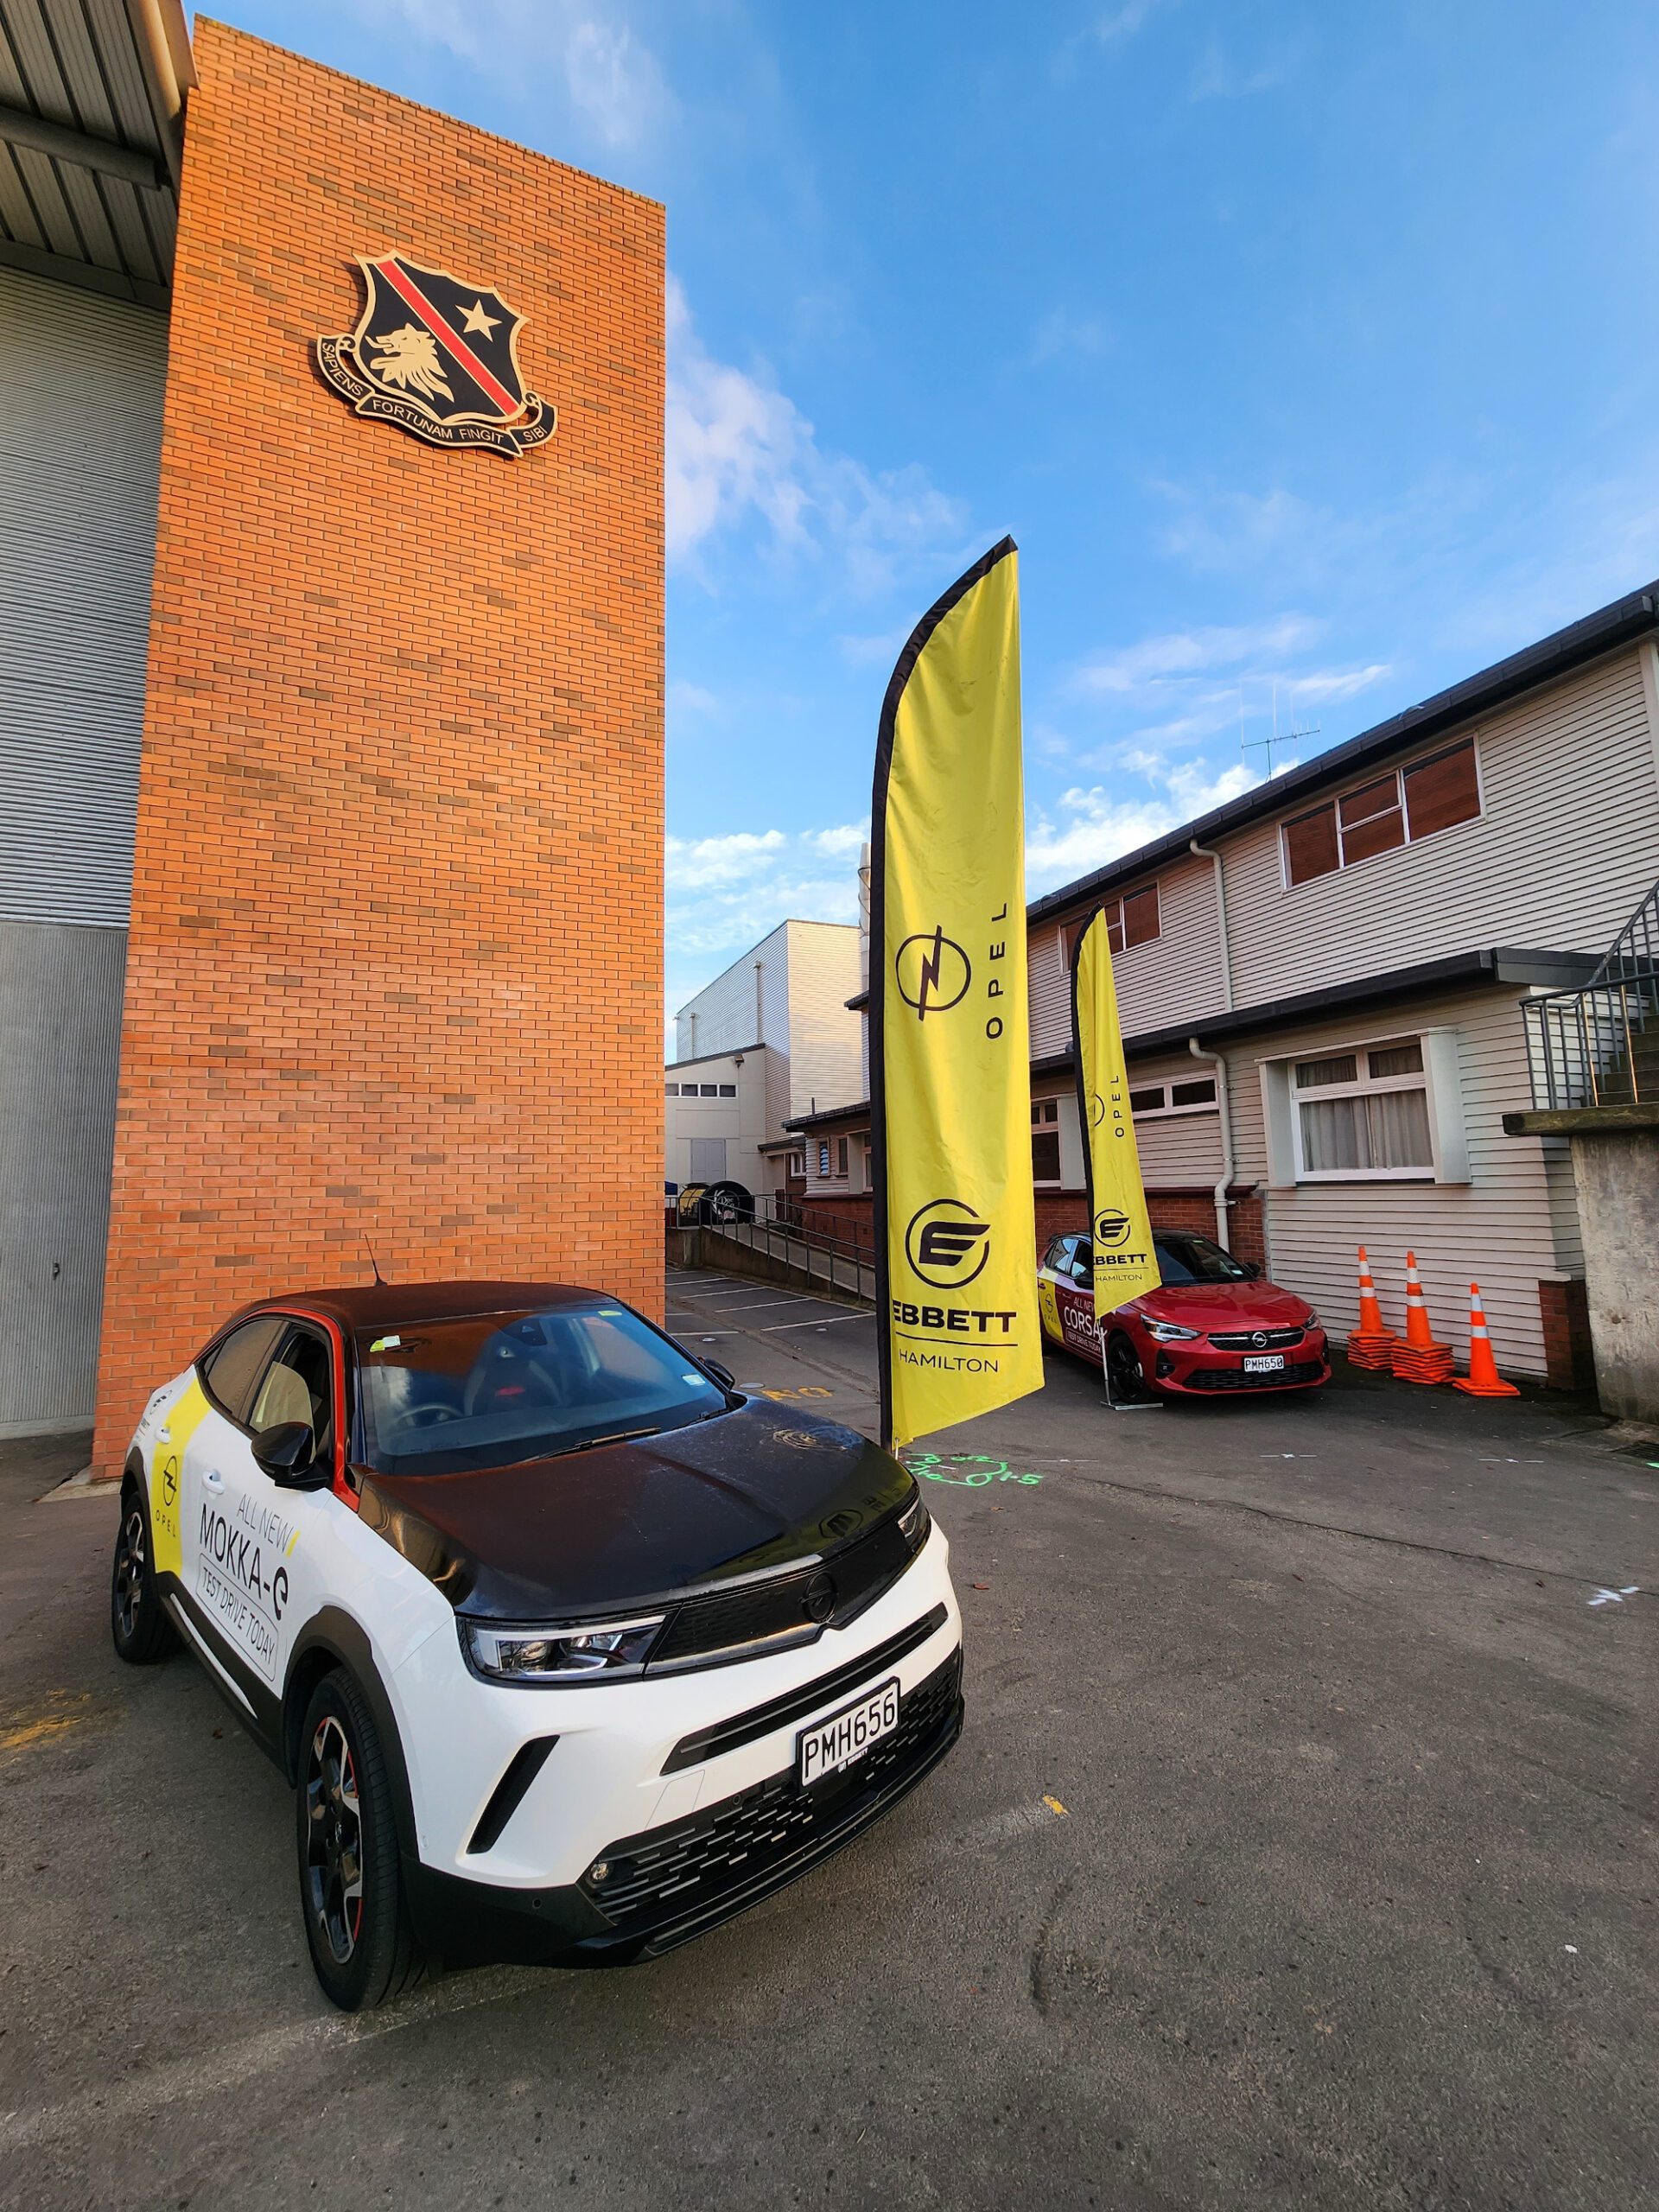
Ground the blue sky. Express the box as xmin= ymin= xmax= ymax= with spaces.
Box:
xmin=233 ymin=2 xmax=1659 ymax=1030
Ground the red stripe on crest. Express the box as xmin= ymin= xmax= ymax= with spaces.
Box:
xmin=372 ymin=258 xmax=518 ymax=416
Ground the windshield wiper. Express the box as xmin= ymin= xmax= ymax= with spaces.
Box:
xmin=567 ymin=1426 xmax=660 ymax=1453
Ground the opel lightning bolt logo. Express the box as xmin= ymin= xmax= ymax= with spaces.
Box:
xmin=161 ymin=1458 xmax=178 ymax=1506
xmin=1089 ymin=1091 xmax=1106 ymax=1128
xmin=894 ymin=926 xmax=970 ymax=1020
xmin=804 ymin=1570 xmax=837 ymax=1624
xmin=906 ymin=1198 xmax=992 ymax=1288
xmin=1094 ymin=1208 xmax=1133 ymax=1249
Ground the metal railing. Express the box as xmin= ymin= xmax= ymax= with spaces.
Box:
xmin=1524 ymin=875 xmax=1659 ymax=1110
xmin=699 ymin=1192 xmax=876 ymax=1302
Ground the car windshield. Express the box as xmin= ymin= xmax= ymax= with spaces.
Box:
xmin=1154 ymin=1234 xmax=1252 ymax=1285
xmin=354 ymin=1304 xmax=730 ymax=1477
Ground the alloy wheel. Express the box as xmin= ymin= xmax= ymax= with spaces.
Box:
xmin=304 ymin=1716 xmax=365 ymax=1964
xmin=114 ymin=1505 xmax=147 ymax=1641
xmin=1107 ymin=1333 xmax=1144 ymax=1402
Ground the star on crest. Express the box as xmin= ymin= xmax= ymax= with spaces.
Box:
xmin=461 ymin=298 xmax=501 ymax=338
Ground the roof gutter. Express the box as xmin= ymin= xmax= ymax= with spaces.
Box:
xmin=123 ymin=0 xmax=197 ymax=188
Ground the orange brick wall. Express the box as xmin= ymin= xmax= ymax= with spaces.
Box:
xmin=92 ymin=21 xmax=664 ymax=1474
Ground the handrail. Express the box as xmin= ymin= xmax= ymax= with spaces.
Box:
xmin=697 ymin=1192 xmax=877 ymax=1302
xmin=1587 ymin=871 xmax=1659 ymax=991
xmin=1522 ymin=874 xmax=1659 ymax=1110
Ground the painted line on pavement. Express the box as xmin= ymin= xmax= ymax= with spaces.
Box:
xmin=764 ymin=1313 xmax=874 ymax=1331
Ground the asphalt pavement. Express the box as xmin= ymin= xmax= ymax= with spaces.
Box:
xmin=0 ymin=1268 xmax=1653 ymax=2211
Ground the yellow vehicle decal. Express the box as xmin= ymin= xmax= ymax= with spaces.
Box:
xmin=149 ymin=1378 xmax=209 ymax=1580
xmin=1038 ymin=1278 xmax=1062 ymax=1344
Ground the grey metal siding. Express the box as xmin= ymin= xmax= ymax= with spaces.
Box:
xmin=0 ymin=919 xmax=125 ymax=1430
xmin=0 ymin=261 xmax=165 ymax=925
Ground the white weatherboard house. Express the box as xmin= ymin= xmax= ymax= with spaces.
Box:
xmin=789 ymin=580 xmax=1659 ymax=1384
xmin=667 ymin=920 xmax=862 ymax=1201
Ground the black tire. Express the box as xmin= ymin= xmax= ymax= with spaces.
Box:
xmin=296 ymin=1669 xmax=425 ymax=2012
xmin=1105 ymin=1331 xmax=1147 ymax=1405
xmin=111 ymin=1481 xmax=178 ymax=1665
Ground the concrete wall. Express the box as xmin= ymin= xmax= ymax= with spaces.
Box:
xmin=1569 ymin=1130 xmax=1659 ymax=1421
xmin=0 ymin=925 xmax=127 ymax=1433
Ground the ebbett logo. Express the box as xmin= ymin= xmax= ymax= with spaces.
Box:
xmin=906 ymin=1198 xmax=991 ymax=1289
xmin=1094 ymin=1207 xmax=1133 ymax=1249
xmin=893 ymin=927 xmax=971 ymax=1020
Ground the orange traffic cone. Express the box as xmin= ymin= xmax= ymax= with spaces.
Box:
xmin=1345 ymin=1244 xmax=1398 ymax=1371
xmin=1452 ymin=1283 xmax=1520 ymax=1397
xmin=1389 ymin=1250 xmax=1454 ymax=1383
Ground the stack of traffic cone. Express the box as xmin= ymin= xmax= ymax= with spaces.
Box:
xmin=1452 ymin=1283 xmax=1520 ymax=1397
xmin=1345 ymin=1244 xmax=1398 ymax=1370
xmin=1389 ymin=1251 xmax=1454 ymax=1383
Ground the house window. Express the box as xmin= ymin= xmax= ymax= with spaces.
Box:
xmin=836 ymin=1136 xmax=849 ymax=1176
xmin=1063 ymin=881 xmax=1160 ymax=964
xmin=1031 ymin=1097 xmax=1061 ymax=1185
xmin=1128 ymin=1077 xmax=1217 ymax=1116
xmin=700 ymin=1084 xmax=719 ymax=1097
xmin=1290 ymin=1037 xmax=1433 ymax=1178
xmin=1283 ymin=740 xmax=1480 ymax=887
xmin=817 ymin=1141 xmax=830 ymax=1177
xmin=718 ymin=1084 xmax=736 ymax=1097
xmin=665 ymin=1082 xmax=679 ymax=1096
xmin=787 ymin=1150 xmax=804 ymax=1178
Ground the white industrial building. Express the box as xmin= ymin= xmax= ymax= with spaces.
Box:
xmin=667 ymin=919 xmax=861 ymax=1202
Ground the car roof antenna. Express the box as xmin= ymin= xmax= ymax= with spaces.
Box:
xmin=363 ymin=1231 xmax=388 ymax=1287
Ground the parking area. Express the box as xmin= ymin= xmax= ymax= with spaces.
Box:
xmin=1 ymin=1268 xmax=1654 ymax=2209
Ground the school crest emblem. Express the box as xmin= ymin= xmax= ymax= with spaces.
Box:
xmin=315 ymin=253 xmax=555 ymax=458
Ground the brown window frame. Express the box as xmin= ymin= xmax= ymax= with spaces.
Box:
xmin=1282 ymin=739 xmax=1480 ymax=888
xmin=1063 ymin=880 xmax=1160 ymax=965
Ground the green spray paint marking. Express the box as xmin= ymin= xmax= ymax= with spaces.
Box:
xmin=902 ymin=1451 xmax=1043 ymax=1489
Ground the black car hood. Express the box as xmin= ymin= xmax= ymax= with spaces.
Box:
xmin=356 ymin=1398 xmax=913 ymax=1619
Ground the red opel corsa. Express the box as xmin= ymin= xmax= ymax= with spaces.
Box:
xmin=1038 ymin=1229 xmax=1329 ymax=1401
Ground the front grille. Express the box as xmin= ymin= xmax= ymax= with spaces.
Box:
xmin=1184 ymin=1359 xmax=1325 ymax=1391
xmin=1206 ymin=1326 xmax=1306 ymax=1351
xmin=662 ymin=1603 xmax=948 ymax=1774
xmin=647 ymin=1509 xmax=918 ymax=1671
xmin=585 ymin=1649 xmax=963 ymax=1938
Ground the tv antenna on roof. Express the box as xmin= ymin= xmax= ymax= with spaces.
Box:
xmin=1241 ymin=679 xmax=1318 ymax=777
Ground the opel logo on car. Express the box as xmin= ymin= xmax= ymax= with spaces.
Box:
xmin=906 ymin=1198 xmax=992 ymax=1289
xmin=1093 ymin=1208 xmax=1133 ymax=1249
xmin=894 ymin=925 xmax=970 ymax=1020
xmin=1251 ymin=1331 xmax=1268 ymax=1350
xmin=804 ymin=1570 xmax=837 ymax=1624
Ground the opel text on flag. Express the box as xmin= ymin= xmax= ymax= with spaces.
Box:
xmin=1071 ymin=906 xmax=1160 ymax=1320
xmin=869 ymin=537 xmax=1043 ymax=1447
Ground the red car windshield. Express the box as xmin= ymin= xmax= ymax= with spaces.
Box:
xmin=1153 ymin=1234 xmax=1252 ymax=1285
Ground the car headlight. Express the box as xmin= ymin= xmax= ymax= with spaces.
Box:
xmin=1302 ymin=1309 xmax=1321 ymax=1331
xmin=898 ymin=1490 xmax=930 ymax=1553
xmin=1143 ymin=1319 xmax=1203 ymax=1343
xmin=461 ymin=1614 xmax=664 ymax=1685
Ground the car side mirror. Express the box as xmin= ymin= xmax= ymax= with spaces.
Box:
xmin=1239 ymin=1261 xmax=1262 ymax=1280
xmin=1071 ymin=1262 xmax=1090 ymax=1285
xmin=252 ymin=1420 xmax=326 ymax=1485
xmin=702 ymin=1359 xmax=736 ymax=1392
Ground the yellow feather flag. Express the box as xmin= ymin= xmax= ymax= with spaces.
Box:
xmin=870 ymin=538 xmax=1043 ymax=1447
xmin=1071 ymin=906 xmax=1160 ymax=1316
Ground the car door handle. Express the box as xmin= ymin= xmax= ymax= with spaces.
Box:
xmin=202 ymin=1469 xmax=225 ymax=1491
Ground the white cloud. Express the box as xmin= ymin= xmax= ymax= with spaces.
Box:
xmin=1190 ymin=35 xmax=1302 ymax=101
xmin=1025 ymin=758 xmax=1263 ymax=896
xmin=666 ymin=279 xmax=966 ymax=588
xmin=664 ymin=829 xmax=785 ymax=890
xmin=1071 ymin=614 xmax=1319 ymax=696
xmin=836 ymin=627 xmax=909 ymax=669
xmin=1028 ymin=308 xmax=1112 ymax=366
xmin=344 ymin=0 xmax=671 ymax=146
xmin=806 ymin=823 xmax=869 ymax=858
xmin=667 ymin=679 xmax=719 ymax=722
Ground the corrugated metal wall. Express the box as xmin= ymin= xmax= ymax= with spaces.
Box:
xmin=0 ymin=264 xmax=166 ymax=925
xmin=0 ymin=264 xmax=165 ymax=1430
